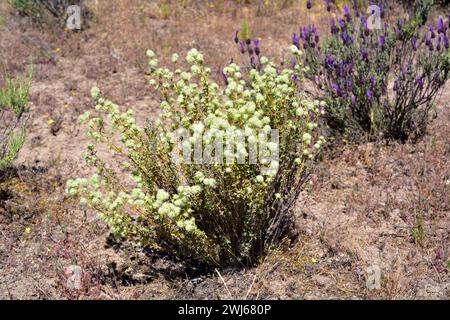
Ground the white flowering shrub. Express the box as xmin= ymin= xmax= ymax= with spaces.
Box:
xmin=67 ymin=48 xmax=324 ymax=266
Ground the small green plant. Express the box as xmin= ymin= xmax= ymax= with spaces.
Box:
xmin=67 ymin=48 xmax=324 ymax=267
xmin=7 ymin=0 xmax=41 ymax=18
xmin=0 ymin=67 xmax=32 ymax=172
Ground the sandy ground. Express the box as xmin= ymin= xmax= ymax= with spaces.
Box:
xmin=0 ymin=0 xmax=448 ymax=299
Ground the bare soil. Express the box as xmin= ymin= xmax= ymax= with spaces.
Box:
xmin=0 ymin=0 xmax=448 ymax=299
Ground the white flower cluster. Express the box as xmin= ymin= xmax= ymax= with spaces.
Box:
xmin=67 ymin=47 xmax=324 ymax=265
xmin=152 ymin=185 xmax=203 ymax=232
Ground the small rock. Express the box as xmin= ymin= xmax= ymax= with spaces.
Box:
xmin=365 ymin=265 xmax=381 ymax=290
xmin=64 ymin=265 xmax=82 ymax=290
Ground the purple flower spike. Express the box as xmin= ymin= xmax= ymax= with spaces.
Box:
xmin=444 ymin=35 xmax=449 ymax=49
xmin=332 ymin=83 xmax=340 ymax=96
xmin=412 ymin=37 xmax=417 ymax=51
xmin=248 ymin=44 xmax=254 ymax=55
xmin=379 ymin=35 xmax=385 ymax=47
xmin=436 ymin=37 xmax=442 ymax=51
xmin=240 ymin=41 xmax=245 ymax=54
xmin=245 ymin=38 xmax=251 ymax=45
xmin=429 ymin=26 xmax=436 ymax=39
xmin=344 ymin=5 xmax=351 ymax=22
xmin=367 ymin=89 xmax=372 ymax=99
xmin=416 ymin=77 xmax=424 ymax=87
xmin=307 ymin=0 xmax=312 ymax=10
xmin=342 ymin=31 xmax=349 ymax=46
xmin=254 ymin=40 xmax=260 ymax=55
xmin=362 ymin=50 xmax=369 ymax=62
xmin=326 ymin=55 xmax=335 ymax=67
xmin=380 ymin=4 xmax=385 ymax=19
xmin=326 ymin=0 xmax=331 ymax=12
xmin=331 ymin=18 xmax=337 ymax=34
xmin=437 ymin=17 xmax=446 ymax=34
xmin=314 ymin=27 xmax=319 ymax=43
xmin=234 ymin=30 xmax=239 ymax=44
xmin=293 ymin=33 xmax=299 ymax=47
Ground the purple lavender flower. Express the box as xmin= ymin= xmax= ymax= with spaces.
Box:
xmin=436 ymin=37 xmax=441 ymax=51
xmin=362 ymin=17 xmax=369 ymax=36
xmin=307 ymin=0 xmax=312 ymax=10
xmin=361 ymin=50 xmax=369 ymax=62
xmin=245 ymin=38 xmax=251 ymax=45
xmin=331 ymin=18 xmax=337 ymax=34
xmin=326 ymin=55 xmax=335 ymax=67
xmin=397 ymin=19 xmax=403 ymax=33
xmin=332 ymin=83 xmax=341 ymax=96
xmin=369 ymin=2 xmax=375 ymax=14
xmin=234 ymin=30 xmax=239 ymax=44
xmin=379 ymin=35 xmax=385 ymax=47
xmin=416 ymin=77 xmax=424 ymax=87
xmin=240 ymin=41 xmax=245 ymax=54
xmin=437 ymin=17 xmax=446 ymax=34
xmin=444 ymin=35 xmax=449 ymax=49
xmin=344 ymin=5 xmax=351 ymax=22
xmin=326 ymin=0 xmax=331 ymax=12
xmin=367 ymin=89 xmax=372 ymax=99
xmin=248 ymin=44 xmax=254 ymax=55
xmin=412 ymin=37 xmax=417 ymax=51
xmin=429 ymin=26 xmax=436 ymax=39
xmin=342 ymin=31 xmax=349 ymax=46
xmin=380 ymin=4 xmax=385 ymax=19
xmin=254 ymin=39 xmax=260 ymax=55
xmin=347 ymin=79 xmax=353 ymax=91
xmin=314 ymin=27 xmax=319 ymax=43
xmin=425 ymin=36 xmax=432 ymax=47
xmin=293 ymin=33 xmax=300 ymax=48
